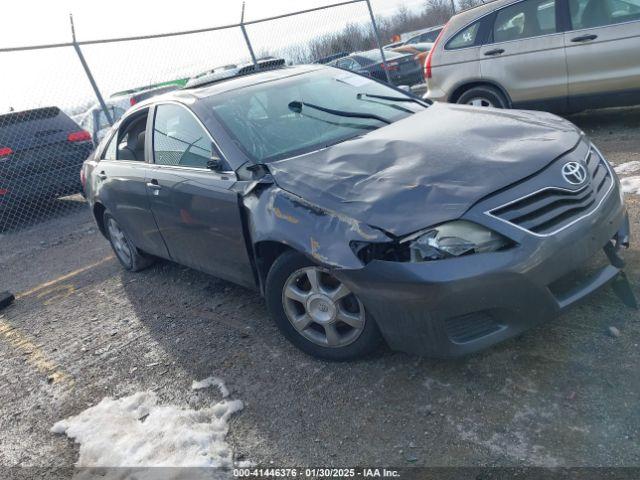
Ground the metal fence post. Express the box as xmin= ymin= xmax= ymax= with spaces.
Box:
xmin=69 ymin=14 xmax=113 ymax=125
xmin=240 ymin=2 xmax=259 ymax=69
xmin=365 ymin=0 xmax=392 ymax=84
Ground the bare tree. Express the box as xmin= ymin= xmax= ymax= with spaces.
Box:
xmin=457 ymin=0 xmax=485 ymax=11
xmin=272 ymin=1 xmax=464 ymax=65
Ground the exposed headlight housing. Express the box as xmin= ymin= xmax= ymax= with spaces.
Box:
xmin=405 ymin=221 xmax=511 ymax=261
xmin=351 ymin=221 xmax=513 ymax=264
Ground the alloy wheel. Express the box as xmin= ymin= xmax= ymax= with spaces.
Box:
xmin=282 ymin=267 xmax=366 ymax=348
xmin=467 ymin=97 xmax=494 ymax=107
xmin=107 ymin=217 xmax=132 ymax=266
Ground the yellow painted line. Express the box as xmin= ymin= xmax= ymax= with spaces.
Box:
xmin=15 ymin=255 xmax=114 ymax=300
xmin=0 ymin=320 xmax=73 ymax=386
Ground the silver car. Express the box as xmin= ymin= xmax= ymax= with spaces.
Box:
xmin=424 ymin=0 xmax=640 ymax=112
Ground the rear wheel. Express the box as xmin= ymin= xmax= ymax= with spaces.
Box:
xmin=457 ymin=85 xmax=508 ymax=109
xmin=266 ymin=251 xmax=381 ymax=360
xmin=104 ymin=211 xmax=154 ymax=272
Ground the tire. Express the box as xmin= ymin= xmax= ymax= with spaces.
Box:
xmin=265 ymin=250 xmax=382 ymax=361
xmin=457 ymin=85 xmax=509 ymax=109
xmin=103 ymin=211 xmax=154 ymax=272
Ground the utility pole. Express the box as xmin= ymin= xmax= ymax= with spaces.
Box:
xmin=70 ymin=14 xmax=113 ymax=125
xmin=450 ymin=0 xmax=456 ymax=15
xmin=240 ymin=2 xmax=259 ymax=69
xmin=365 ymin=0 xmax=392 ymax=85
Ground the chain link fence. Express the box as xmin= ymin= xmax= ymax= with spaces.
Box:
xmin=0 ymin=0 xmax=435 ymax=233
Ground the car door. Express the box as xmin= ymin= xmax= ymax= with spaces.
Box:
xmin=145 ymin=102 xmax=255 ymax=288
xmin=480 ymin=0 xmax=569 ymax=111
xmin=563 ymin=0 xmax=640 ymax=109
xmin=95 ymin=109 xmax=169 ymax=258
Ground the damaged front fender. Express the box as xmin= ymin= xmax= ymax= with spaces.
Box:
xmin=244 ymin=186 xmax=390 ymax=270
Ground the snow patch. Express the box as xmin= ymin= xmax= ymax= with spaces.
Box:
xmin=52 ymin=390 xmax=243 ymax=467
xmin=614 ymin=161 xmax=640 ymax=175
xmin=621 ymin=176 xmax=640 ymax=195
xmin=192 ymin=376 xmax=229 ymax=397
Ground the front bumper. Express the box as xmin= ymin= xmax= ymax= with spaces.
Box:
xmin=335 ymin=188 xmax=629 ymax=358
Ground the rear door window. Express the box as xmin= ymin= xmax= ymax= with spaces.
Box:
xmin=446 ymin=22 xmax=481 ymax=49
xmin=152 ymin=104 xmax=218 ymax=169
xmin=493 ymin=0 xmax=557 ymax=43
xmin=569 ymin=0 xmax=640 ymax=28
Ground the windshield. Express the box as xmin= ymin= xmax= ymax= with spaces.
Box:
xmin=206 ymin=68 xmax=426 ymax=163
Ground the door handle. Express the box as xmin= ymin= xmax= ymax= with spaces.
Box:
xmin=484 ymin=49 xmax=505 ymax=56
xmin=571 ymin=34 xmax=598 ymax=42
xmin=97 ymin=171 xmax=107 ymax=180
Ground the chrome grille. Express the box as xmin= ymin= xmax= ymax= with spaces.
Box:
xmin=489 ymin=149 xmax=613 ymax=236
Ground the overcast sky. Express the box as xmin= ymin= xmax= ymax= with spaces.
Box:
xmin=1 ymin=0 xmax=429 ymax=113
xmin=4 ymin=0 xmax=427 ymax=46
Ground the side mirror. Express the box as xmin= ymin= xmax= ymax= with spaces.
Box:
xmin=206 ymin=156 xmax=223 ymax=171
xmin=288 ymin=101 xmax=303 ymax=114
xmin=206 ymin=142 xmax=224 ymax=171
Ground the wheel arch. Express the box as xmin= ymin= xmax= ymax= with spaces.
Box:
xmin=252 ymin=240 xmax=294 ymax=295
xmin=449 ymin=80 xmax=512 ymax=107
xmin=93 ymin=202 xmax=107 ymax=238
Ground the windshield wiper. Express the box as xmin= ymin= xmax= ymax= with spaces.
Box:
xmin=356 ymin=96 xmax=414 ymax=114
xmin=288 ymin=100 xmax=391 ymax=125
xmin=357 ymin=93 xmax=430 ymax=107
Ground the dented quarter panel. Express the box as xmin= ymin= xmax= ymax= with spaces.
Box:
xmin=244 ymin=186 xmax=390 ymax=270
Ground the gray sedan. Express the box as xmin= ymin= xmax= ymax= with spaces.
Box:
xmin=82 ymin=64 xmax=630 ymax=360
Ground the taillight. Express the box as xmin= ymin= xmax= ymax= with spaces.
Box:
xmin=67 ymin=130 xmax=92 ymax=143
xmin=425 ymin=24 xmax=448 ymax=80
xmin=382 ymin=61 xmax=399 ymax=71
xmin=130 ymin=97 xmax=137 ymax=106
xmin=0 ymin=147 xmax=13 ymax=158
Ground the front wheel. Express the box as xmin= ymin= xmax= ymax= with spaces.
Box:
xmin=265 ymin=251 xmax=381 ymax=361
xmin=457 ymin=85 xmax=508 ymax=109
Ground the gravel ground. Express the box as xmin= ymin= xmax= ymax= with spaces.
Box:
xmin=0 ymin=106 xmax=639 ymax=470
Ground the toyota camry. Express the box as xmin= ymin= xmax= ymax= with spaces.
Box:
xmin=81 ymin=63 xmax=630 ymax=360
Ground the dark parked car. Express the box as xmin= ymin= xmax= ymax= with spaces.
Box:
xmin=330 ymin=49 xmax=423 ymax=86
xmin=0 ymin=107 xmax=93 ymax=212
xmin=82 ymin=64 xmax=629 ymax=360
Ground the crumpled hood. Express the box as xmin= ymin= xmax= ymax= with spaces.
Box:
xmin=268 ymin=103 xmax=582 ymax=237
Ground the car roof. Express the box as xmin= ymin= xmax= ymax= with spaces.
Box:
xmin=394 ymin=42 xmax=433 ymax=51
xmin=446 ymin=0 xmax=509 ymax=31
xmin=402 ymin=24 xmax=443 ymax=41
xmin=351 ymin=49 xmax=408 ymax=61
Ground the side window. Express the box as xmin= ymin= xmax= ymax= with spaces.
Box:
xmin=570 ymin=0 xmax=640 ymax=29
xmin=101 ymin=132 xmax=117 ymax=160
xmin=337 ymin=59 xmax=358 ymax=71
xmin=446 ymin=22 xmax=481 ymax=49
xmin=153 ymin=104 xmax=217 ymax=169
xmin=494 ymin=0 xmax=557 ymax=43
xmin=115 ymin=114 xmax=148 ymax=162
xmin=421 ymin=30 xmax=440 ymax=43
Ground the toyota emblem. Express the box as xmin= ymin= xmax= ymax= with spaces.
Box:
xmin=562 ymin=161 xmax=588 ymax=185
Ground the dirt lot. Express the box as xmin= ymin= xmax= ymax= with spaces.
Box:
xmin=1 ymin=106 xmax=639 ymax=471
